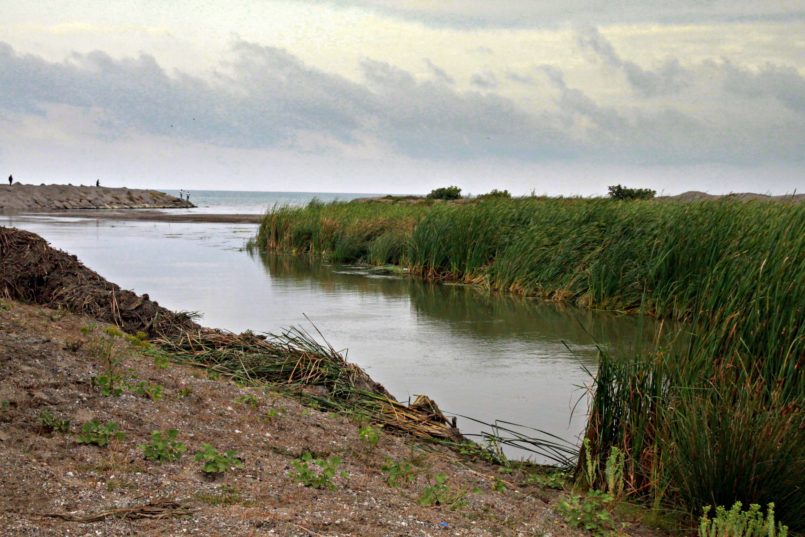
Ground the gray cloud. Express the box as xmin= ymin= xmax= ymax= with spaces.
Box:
xmin=470 ymin=70 xmax=498 ymax=90
xmin=719 ymin=61 xmax=805 ymax=114
xmin=1 ymin=40 xmax=803 ymax=167
xmin=302 ymin=1 xmax=805 ymax=28
xmin=359 ymin=59 xmax=573 ymax=160
xmin=424 ymin=59 xmax=454 ymax=85
xmin=577 ymin=27 xmax=689 ymax=97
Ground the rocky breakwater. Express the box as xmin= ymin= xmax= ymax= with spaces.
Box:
xmin=0 ymin=183 xmax=193 ymax=211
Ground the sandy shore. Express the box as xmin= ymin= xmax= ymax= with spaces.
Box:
xmin=0 ymin=183 xmax=193 ymax=211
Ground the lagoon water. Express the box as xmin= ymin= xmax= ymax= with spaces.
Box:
xmin=2 ymin=190 xmax=661 ymax=460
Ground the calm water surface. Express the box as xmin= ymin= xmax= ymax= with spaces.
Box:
xmin=2 ymin=208 xmax=661 ymax=460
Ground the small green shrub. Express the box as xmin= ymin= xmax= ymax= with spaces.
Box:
xmin=478 ymin=189 xmax=511 ymax=199
xmin=291 ymin=452 xmax=347 ymax=490
xmin=194 ymin=443 xmax=243 ymax=474
xmin=76 ymin=420 xmax=125 ymax=447
xmin=493 ymin=478 xmax=507 ymax=492
xmin=418 ymin=473 xmax=467 ymax=510
xmin=557 ymin=490 xmax=616 ymax=537
xmin=130 ymin=381 xmax=163 ymax=401
xmin=426 ymin=186 xmax=462 ymax=200
xmin=381 ymin=457 xmax=417 ymax=487
xmin=37 ymin=409 xmax=70 ymax=433
xmin=89 ymin=335 xmax=124 ymax=397
xmin=177 ymin=387 xmax=193 ymax=398
xmin=358 ymin=424 xmax=381 ymax=448
xmin=699 ymin=502 xmax=787 ymax=537
xmin=607 ymin=184 xmax=655 ymax=200
xmin=92 ymin=373 xmax=123 ymax=397
xmin=141 ymin=429 xmax=186 ymax=463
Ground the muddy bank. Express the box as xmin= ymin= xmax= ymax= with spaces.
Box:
xmin=0 ymin=184 xmax=193 ymax=211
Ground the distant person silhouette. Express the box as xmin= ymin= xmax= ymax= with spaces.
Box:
xmin=96 ymin=179 xmax=100 ymax=187
xmin=7 ymin=175 xmax=12 ymax=185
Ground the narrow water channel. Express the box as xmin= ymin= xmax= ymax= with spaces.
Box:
xmin=2 ymin=214 xmax=663 ymax=460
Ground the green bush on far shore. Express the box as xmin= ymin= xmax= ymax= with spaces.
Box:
xmin=426 ymin=186 xmax=462 ymax=200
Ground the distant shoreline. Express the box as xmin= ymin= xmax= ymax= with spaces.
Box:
xmin=0 ymin=183 xmax=193 ymax=211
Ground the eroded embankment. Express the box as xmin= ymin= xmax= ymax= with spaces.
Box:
xmin=0 ymin=184 xmax=192 ymax=211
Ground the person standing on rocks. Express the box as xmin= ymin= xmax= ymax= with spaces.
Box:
xmin=96 ymin=179 xmax=100 ymax=187
xmin=7 ymin=175 xmax=12 ymax=186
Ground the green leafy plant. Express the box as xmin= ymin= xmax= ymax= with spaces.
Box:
xmin=37 ymin=409 xmax=70 ymax=433
xmin=290 ymin=452 xmax=347 ymax=490
xmin=699 ymin=502 xmax=787 ymax=537
xmin=76 ymin=420 xmax=125 ymax=447
xmin=426 ymin=185 xmax=462 ymax=200
xmin=358 ymin=424 xmax=381 ymax=448
xmin=130 ymin=381 xmax=163 ymax=401
xmin=493 ymin=478 xmax=507 ymax=493
xmin=177 ymin=387 xmax=193 ymax=398
xmin=418 ymin=473 xmax=467 ymax=510
xmin=527 ymin=470 xmax=567 ymax=490
xmin=194 ymin=443 xmax=243 ymax=474
xmin=89 ymin=335 xmax=124 ymax=397
xmin=381 ymin=457 xmax=417 ymax=487
xmin=141 ymin=429 xmax=186 ymax=463
xmin=604 ymin=446 xmax=624 ymax=498
xmin=557 ymin=490 xmax=616 ymax=537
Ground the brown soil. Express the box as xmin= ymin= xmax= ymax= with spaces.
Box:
xmin=0 ymin=184 xmax=193 ymax=211
xmin=0 ymin=300 xmax=583 ymax=536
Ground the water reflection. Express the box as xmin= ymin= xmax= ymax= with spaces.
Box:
xmin=256 ymin=251 xmax=663 ymax=364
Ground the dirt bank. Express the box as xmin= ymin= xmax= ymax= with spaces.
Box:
xmin=0 ymin=184 xmax=193 ymax=211
xmin=0 ymin=300 xmax=582 ymax=536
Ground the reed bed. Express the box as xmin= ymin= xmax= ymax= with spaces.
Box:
xmin=256 ymin=197 xmax=804 ymax=528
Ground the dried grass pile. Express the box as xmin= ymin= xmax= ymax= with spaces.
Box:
xmin=0 ymin=227 xmax=196 ymax=336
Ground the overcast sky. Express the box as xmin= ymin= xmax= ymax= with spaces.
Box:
xmin=1 ymin=1 xmax=803 ymax=195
